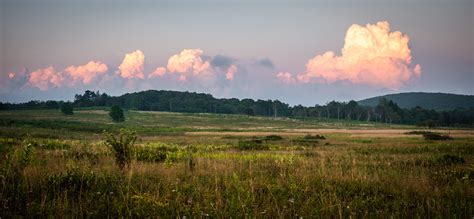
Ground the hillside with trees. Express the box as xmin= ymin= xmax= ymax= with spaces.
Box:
xmin=1 ymin=90 xmax=473 ymax=127
xmin=358 ymin=92 xmax=474 ymax=111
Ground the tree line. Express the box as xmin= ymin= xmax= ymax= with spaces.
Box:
xmin=1 ymin=90 xmax=473 ymax=127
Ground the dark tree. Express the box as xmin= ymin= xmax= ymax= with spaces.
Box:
xmin=60 ymin=102 xmax=74 ymax=115
xmin=109 ymin=105 xmax=125 ymax=122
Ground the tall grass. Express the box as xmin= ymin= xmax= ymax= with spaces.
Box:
xmin=0 ymin=109 xmax=472 ymax=217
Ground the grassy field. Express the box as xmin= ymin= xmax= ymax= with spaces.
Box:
xmin=0 ymin=109 xmax=473 ymax=217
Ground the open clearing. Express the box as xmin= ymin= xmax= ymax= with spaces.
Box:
xmin=0 ymin=109 xmax=473 ymax=217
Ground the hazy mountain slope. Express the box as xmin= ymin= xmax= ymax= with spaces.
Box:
xmin=358 ymin=92 xmax=474 ymax=111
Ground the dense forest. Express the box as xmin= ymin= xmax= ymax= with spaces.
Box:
xmin=1 ymin=90 xmax=473 ymax=127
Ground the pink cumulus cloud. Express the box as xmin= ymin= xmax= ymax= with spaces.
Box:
xmin=28 ymin=66 xmax=65 ymax=91
xmin=167 ymin=49 xmax=211 ymax=75
xmin=118 ymin=50 xmax=145 ymax=79
xmin=65 ymin=61 xmax=108 ymax=84
xmin=148 ymin=67 xmax=167 ymax=78
xmin=294 ymin=21 xmax=421 ymax=89
xmin=276 ymin=72 xmax=295 ymax=84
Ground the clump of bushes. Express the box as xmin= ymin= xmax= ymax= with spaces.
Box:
xmin=60 ymin=102 xmax=74 ymax=115
xmin=237 ymin=139 xmax=269 ymax=150
xmin=303 ymin=134 xmax=326 ymax=140
xmin=422 ymin=132 xmax=453 ymax=141
xmin=264 ymin=135 xmax=284 ymax=141
xmin=405 ymin=131 xmax=436 ymax=135
xmin=290 ymin=134 xmax=326 ymax=146
xmin=405 ymin=131 xmax=453 ymax=140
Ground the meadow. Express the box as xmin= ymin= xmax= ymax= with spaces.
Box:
xmin=0 ymin=109 xmax=473 ymax=217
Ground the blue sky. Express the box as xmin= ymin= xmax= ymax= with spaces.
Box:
xmin=1 ymin=0 xmax=473 ymax=105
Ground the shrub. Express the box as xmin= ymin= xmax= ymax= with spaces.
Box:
xmin=60 ymin=102 xmax=74 ymax=115
xmin=104 ymin=129 xmax=137 ymax=170
xmin=422 ymin=132 xmax=453 ymax=140
xmin=303 ymin=134 xmax=326 ymax=140
xmin=237 ymin=139 xmax=269 ymax=150
xmin=290 ymin=134 xmax=325 ymax=146
xmin=264 ymin=135 xmax=284 ymax=141
xmin=109 ymin=105 xmax=125 ymax=122
xmin=405 ymin=131 xmax=437 ymax=135
xmin=19 ymin=142 xmax=35 ymax=166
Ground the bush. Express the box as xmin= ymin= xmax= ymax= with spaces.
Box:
xmin=60 ymin=103 xmax=73 ymax=115
xmin=237 ymin=139 xmax=269 ymax=150
xmin=104 ymin=129 xmax=137 ymax=170
xmin=303 ymin=134 xmax=326 ymax=140
xmin=109 ymin=105 xmax=125 ymax=122
xmin=405 ymin=131 xmax=436 ymax=135
xmin=264 ymin=135 xmax=284 ymax=141
xmin=423 ymin=132 xmax=453 ymax=140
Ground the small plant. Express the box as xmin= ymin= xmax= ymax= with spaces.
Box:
xmin=422 ymin=132 xmax=453 ymax=140
xmin=109 ymin=105 xmax=125 ymax=122
xmin=60 ymin=102 xmax=74 ymax=115
xmin=20 ymin=142 xmax=35 ymax=166
xmin=104 ymin=129 xmax=137 ymax=170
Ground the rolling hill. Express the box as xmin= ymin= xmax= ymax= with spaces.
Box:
xmin=358 ymin=92 xmax=474 ymax=111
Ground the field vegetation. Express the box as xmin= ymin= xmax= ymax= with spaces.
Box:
xmin=0 ymin=109 xmax=473 ymax=217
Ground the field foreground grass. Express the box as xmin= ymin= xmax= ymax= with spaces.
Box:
xmin=0 ymin=109 xmax=473 ymax=217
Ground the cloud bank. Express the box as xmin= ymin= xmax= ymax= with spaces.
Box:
xmin=7 ymin=48 xmax=246 ymax=92
xmin=283 ymin=21 xmax=420 ymax=89
xmin=28 ymin=66 xmax=64 ymax=91
xmin=65 ymin=61 xmax=108 ymax=84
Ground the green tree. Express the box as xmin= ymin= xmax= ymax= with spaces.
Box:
xmin=109 ymin=105 xmax=125 ymax=122
xmin=60 ymin=102 xmax=73 ymax=115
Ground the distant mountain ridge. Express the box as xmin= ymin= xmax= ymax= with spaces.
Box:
xmin=358 ymin=92 xmax=474 ymax=111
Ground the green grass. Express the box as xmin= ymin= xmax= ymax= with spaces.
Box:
xmin=0 ymin=109 xmax=473 ymax=217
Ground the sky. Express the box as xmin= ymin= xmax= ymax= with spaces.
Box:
xmin=0 ymin=0 xmax=473 ymax=106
